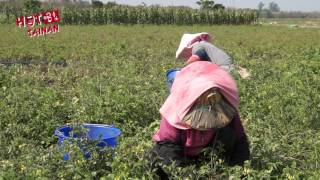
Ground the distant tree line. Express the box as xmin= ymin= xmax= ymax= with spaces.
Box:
xmin=272 ymin=11 xmax=320 ymax=19
xmin=257 ymin=1 xmax=320 ymax=18
xmin=258 ymin=1 xmax=280 ymax=18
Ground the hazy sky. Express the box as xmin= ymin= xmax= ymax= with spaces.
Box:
xmin=102 ymin=0 xmax=320 ymax=12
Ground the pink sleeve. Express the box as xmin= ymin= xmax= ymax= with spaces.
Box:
xmin=153 ymin=117 xmax=181 ymax=143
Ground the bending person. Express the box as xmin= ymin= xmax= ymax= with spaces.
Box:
xmin=176 ymin=32 xmax=250 ymax=78
xmin=151 ymin=55 xmax=250 ymax=178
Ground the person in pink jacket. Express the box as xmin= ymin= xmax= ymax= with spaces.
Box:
xmin=150 ymin=51 xmax=250 ymax=179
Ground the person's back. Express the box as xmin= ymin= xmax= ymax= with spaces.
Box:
xmin=192 ymin=41 xmax=234 ymax=71
xmin=150 ymin=60 xmax=250 ymax=179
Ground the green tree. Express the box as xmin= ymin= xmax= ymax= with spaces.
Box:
xmin=213 ymin=4 xmax=225 ymax=10
xmin=92 ymin=0 xmax=103 ymax=8
xmin=196 ymin=0 xmax=215 ymax=10
xmin=105 ymin=1 xmax=117 ymax=8
xmin=24 ymin=0 xmax=41 ymax=13
xmin=269 ymin=1 xmax=280 ymax=12
xmin=196 ymin=0 xmax=225 ymax=10
xmin=258 ymin=2 xmax=264 ymax=11
xmin=257 ymin=1 xmax=265 ymax=17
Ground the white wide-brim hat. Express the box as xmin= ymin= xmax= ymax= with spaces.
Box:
xmin=175 ymin=32 xmax=212 ymax=60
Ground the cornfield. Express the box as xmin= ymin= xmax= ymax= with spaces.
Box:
xmin=61 ymin=7 xmax=258 ymax=25
xmin=0 ymin=4 xmax=258 ymax=25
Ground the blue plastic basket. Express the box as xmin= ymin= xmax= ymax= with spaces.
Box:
xmin=166 ymin=69 xmax=180 ymax=93
xmin=55 ymin=124 xmax=121 ymax=160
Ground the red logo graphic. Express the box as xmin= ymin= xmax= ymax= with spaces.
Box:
xmin=16 ymin=9 xmax=61 ymax=37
